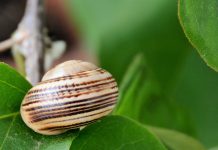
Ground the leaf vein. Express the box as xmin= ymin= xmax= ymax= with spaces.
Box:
xmin=0 ymin=114 xmax=18 ymax=150
xmin=0 ymin=112 xmax=20 ymax=120
xmin=0 ymin=80 xmax=26 ymax=94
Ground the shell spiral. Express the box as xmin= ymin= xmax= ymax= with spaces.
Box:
xmin=20 ymin=60 xmax=118 ymax=135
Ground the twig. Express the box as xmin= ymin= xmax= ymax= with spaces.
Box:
xmin=12 ymin=0 xmax=45 ymax=85
xmin=0 ymin=0 xmax=64 ymax=85
xmin=0 ymin=31 xmax=27 ymax=53
xmin=0 ymin=38 xmax=14 ymax=52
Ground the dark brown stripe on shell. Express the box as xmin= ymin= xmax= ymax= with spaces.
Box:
xmin=28 ymin=97 xmax=116 ymax=118
xmin=28 ymin=76 xmax=113 ymax=97
xmin=38 ymin=68 xmax=105 ymax=85
xmin=26 ymin=78 xmax=115 ymax=101
xmin=26 ymin=94 xmax=118 ymax=115
xmin=44 ymin=108 xmax=112 ymax=125
xmin=31 ymin=101 xmax=116 ymax=123
xmin=48 ymin=120 xmax=95 ymax=131
xmin=40 ymin=118 xmax=100 ymax=131
xmin=23 ymin=91 xmax=118 ymax=108
xmin=22 ymin=86 xmax=118 ymax=106
xmin=46 ymin=121 xmax=95 ymax=132
xmin=31 ymin=100 xmax=116 ymax=122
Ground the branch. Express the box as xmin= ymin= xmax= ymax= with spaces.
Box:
xmin=12 ymin=0 xmax=45 ymax=85
xmin=1 ymin=0 xmax=64 ymax=85
xmin=0 ymin=32 xmax=26 ymax=52
xmin=0 ymin=38 xmax=15 ymax=52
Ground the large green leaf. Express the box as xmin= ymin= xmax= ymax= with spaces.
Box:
xmin=148 ymin=126 xmax=206 ymax=150
xmin=172 ymin=51 xmax=218 ymax=147
xmin=0 ymin=114 xmax=78 ymax=150
xmin=68 ymin=0 xmax=191 ymax=92
xmin=0 ymin=63 xmax=78 ymax=150
xmin=178 ymin=0 xmax=218 ymax=71
xmin=70 ymin=116 xmax=167 ymax=150
xmin=0 ymin=63 xmax=32 ymax=116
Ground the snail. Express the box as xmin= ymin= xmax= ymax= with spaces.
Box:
xmin=20 ymin=60 xmax=118 ymax=135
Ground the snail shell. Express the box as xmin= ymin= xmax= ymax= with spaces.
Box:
xmin=20 ymin=60 xmax=118 ymax=135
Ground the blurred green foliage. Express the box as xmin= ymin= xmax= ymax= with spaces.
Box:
xmin=148 ymin=126 xmax=206 ymax=150
xmin=69 ymin=0 xmax=191 ymax=92
xmin=113 ymin=54 xmax=194 ymax=134
xmin=173 ymin=50 xmax=218 ymax=147
xmin=67 ymin=0 xmax=218 ymax=148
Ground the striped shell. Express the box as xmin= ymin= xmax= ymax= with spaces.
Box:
xmin=20 ymin=60 xmax=118 ymax=135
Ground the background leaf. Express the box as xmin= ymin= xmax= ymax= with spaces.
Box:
xmin=113 ymin=55 xmax=194 ymax=135
xmin=172 ymin=50 xmax=218 ymax=147
xmin=113 ymin=54 xmax=148 ymax=118
xmin=70 ymin=115 xmax=167 ymax=150
xmin=178 ymin=0 xmax=218 ymax=71
xmin=210 ymin=146 xmax=218 ymax=150
xmin=148 ymin=126 xmax=206 ymax=150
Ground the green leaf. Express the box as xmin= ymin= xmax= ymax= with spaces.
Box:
xmin=178 ymin=0 xmax=218 ymax=71
xmin=0 ymin=63 xmax=31 ymax=149
xmin=0 ymin=63 xmax=78 ymax=150
xmin=0 ymin=62 xmax=32 ymax=116
xmin=173 ymin=50 xmax=218 ymax=147
xmin=70 ymin=116 xmax=167 ymax=150
xmin=148 ymin=126 xmax=206 ymax=150
xmin=0 ymin=114 xmax=78 ymax=150
xmin=68 ymin=0 xmax=191 ymax=92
